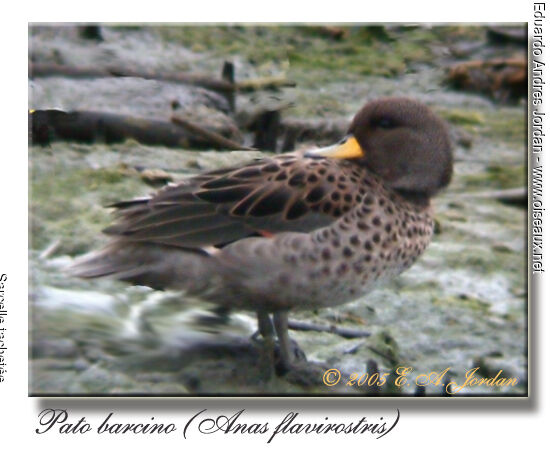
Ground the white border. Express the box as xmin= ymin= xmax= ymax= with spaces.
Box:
xmin=1 ymin=1 xmax=546 ymax=448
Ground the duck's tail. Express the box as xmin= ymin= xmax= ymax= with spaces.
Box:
xmin=67 ymin=242 xmax=217 ymax=293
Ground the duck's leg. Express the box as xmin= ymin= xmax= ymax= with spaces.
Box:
xmin=273 ymin=311 xmax=292 ymax=370
xmin=255 ymin=311 xmax=276 ymax=380
xmin=256 ymin=311 xmax=307 ymax=376
xmin=274 ymin=311 xmax=331 ymax=387
xmin=273 ymin=311 xmax=308 ymax=373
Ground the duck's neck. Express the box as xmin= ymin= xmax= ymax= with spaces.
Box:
xmin=393 ymin=189 xmax=431 ymax=207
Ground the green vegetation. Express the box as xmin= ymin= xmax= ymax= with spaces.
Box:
xmin=463 ymin=164 xmax=525 ymax=190
xmin=30 ymin=158 xmax=147 ymax=255
xmin=156 ymin=25 xmax=440 ymax=85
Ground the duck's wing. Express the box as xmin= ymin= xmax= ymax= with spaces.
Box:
xmin=103 ymin=154 xmax=364 ymax=250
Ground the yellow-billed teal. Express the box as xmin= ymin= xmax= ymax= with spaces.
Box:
xmin=71 ymin=97 xmax=453 ymax=372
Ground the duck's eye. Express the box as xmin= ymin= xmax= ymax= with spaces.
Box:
xmin=372 ymin=117 xmax=396 ymax=129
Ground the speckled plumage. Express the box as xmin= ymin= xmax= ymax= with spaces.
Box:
xmin=71 ymin=97 xmax=453 ymax=371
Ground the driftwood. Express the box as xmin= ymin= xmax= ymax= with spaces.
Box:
xmin=29 ymin=62 xmax=295 ymax=94
xmin=30 ymin=63 xmax=235 ymax=92
xmin=237 ymin=77 xmax=296 ymax=92
xmin=446 ymin=58 xmax=527 ymax=103
xmin=288 ymin=319 xmax=371 ymax=339
xmin=171 ymin=114 xmax=253 ymax=151
xmin=237 ymin=102 xmax=289 ymax=152
xmin=240 ymin=103 xmax=349 ymax=152
xmin=221 ymin=61 xmax=236 ymax=111
xmin=29 ymin=109 xmax=244 ymax=150
xmin=29 ymin=106 xmax=349 ymax=152
xmin=252 ymin=110 xmax=281 ymax=151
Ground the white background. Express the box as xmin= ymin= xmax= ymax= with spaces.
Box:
xmin=1 ymin=1 xmax=547 ymax=448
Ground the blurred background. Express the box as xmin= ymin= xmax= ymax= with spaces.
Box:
xmin=29 ymin=24 xmax=527 ymax=395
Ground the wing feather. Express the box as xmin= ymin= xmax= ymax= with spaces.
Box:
xmin=103 ymin=155 xmax=361 ymax=249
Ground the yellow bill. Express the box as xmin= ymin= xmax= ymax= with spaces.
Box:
xmin=305 ymin=135 xmax=364 ymax=159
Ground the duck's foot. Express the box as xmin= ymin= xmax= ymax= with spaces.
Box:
xmin=274 ymin=338 xmax=307 ymax=376
xmin=272 ymin=310 xmax=319 ymax=379
xmin=253 ymin=311 xmax=309 ymax=380
xmin=251 ymin=333 xmax=307 ymax=380
xmin=271 ymin=311 xmax=344 ymax=387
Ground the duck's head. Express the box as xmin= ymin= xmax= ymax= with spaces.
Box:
xmin=306 ymin=97 xmax=453 ymax=198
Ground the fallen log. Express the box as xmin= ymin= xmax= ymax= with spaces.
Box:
xmin=237 ymin=76 xmax=296 ymax=92
xmin=29 ymin=62 xmax=295 ymax=94
xmin=252 ymin=110 xmax=281 ymax=151
xmin=221 ymin=61 xmax=236 ymax=112
xmin=29 ymin=109 xmax=243 ymax=149
xmin=171 ymin=114 xmax=254 ymax=151
xmin=288 ymin=319 xmax=371 ymax=339
xmin=30 ymin=63 xmax=235 ymax=93
xmin=238 ymin=103 xmax=350 ymax=152
xmin=446 ymin=58 xmax=527 ymax=103
xmin=252 ymin=113 xmax=349 ymax=152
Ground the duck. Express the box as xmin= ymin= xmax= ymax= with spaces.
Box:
xmin=70 ymin=97 xmax=453 ymax=374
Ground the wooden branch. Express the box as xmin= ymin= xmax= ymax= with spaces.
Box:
xmin=287 ymin=319 xmax=371 ymax=339
xmin=29 ymin=109 xmax=241 ymax=150
xmin=252 ymin=110 xmax=281 ymax=151
xmin=30 ymin=63 xmax=235 ymax=93
xmin=29 ymin=62 xmax=295 ymax=95
xmin=238 ymin=104 xmax=349 ymax=152
xmin=171 ymin=114 xmax=254 ymax=151
xmin=221 ymin=61 xmax=236 ymax=112
xmin=446 ymin=58 xmax=527 ymax=103
xmin=236 ymin=76 xmax=296 ymax=92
